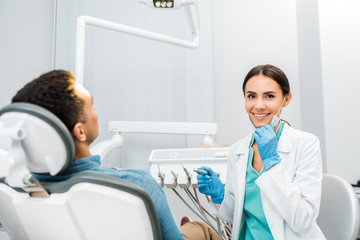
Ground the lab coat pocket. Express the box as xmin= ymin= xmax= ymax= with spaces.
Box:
xmin=278 ymin=151 xmax=296 ymax=177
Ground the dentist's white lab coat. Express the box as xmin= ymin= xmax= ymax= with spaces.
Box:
xmin=211 ymin=123 xmax=326 ymax=240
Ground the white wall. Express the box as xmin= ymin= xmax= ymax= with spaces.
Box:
xmin=54 ymin=0 xmax=214 ymax=170
xmin=0 ymin=0 xmax=55 ymax=239
xmin=212 ymin=0 xmax=359 ymax=184
xmin=0 ymin=0 xmax=54 ymax=108
xmin=318 ymin=0 xmax=360 ymax=184
xmin=296 ymin=0 xmax=327 ymax=167
xmin=212 ymin=0 xmax=302 ymax=145
xmin=2 ymin=0 xmax=357 ymax=184
xmin=53 ymin=0 xmax=215 ymax=226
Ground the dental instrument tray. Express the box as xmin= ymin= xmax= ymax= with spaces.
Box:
xmin=148 ymin=148 xmax=229 ymax=163
xmin=148 ymin=148 xmax=230 ymax=188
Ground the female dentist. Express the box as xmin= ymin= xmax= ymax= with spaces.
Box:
xmin=197 ymin=64 xmax=325 ymax=239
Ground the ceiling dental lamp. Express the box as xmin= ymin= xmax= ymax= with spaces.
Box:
xmin=139 ymin=0 xmax=199 ymax=9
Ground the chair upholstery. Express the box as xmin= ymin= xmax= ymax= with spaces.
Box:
xmin=0 ymin=103 xmax=161 ymax=240
xmin=317 ymin=174 xmax=360 ymax=240
xmin=0 ymin=173 xmax=161 ymax=240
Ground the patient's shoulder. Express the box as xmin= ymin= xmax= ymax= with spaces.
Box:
xmin=89 ymin=167 xmax=159 ymax=190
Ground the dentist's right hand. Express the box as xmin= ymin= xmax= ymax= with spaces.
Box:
xmin=196 ymin=166 xmax=224 ymax=204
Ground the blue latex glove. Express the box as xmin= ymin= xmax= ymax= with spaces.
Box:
xmin=196 ymin=166 xmax=224 ymax=204
xmin=253 ymin=124 xmax=281 ymax=171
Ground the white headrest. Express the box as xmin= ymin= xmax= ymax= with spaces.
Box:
xmin=0 ymin=103 xmax=74 ymax=175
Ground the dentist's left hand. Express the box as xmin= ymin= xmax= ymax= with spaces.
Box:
xmin=253 ymin=124 xmax=281 ymax=171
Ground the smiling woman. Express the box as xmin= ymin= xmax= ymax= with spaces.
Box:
xmin=243 ymin=64 xmax=292 ymax=130
xmin=196 ymin=64 xmax=326 ymax=240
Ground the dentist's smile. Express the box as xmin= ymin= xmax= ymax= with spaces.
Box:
xmin=253 ymin=113 xmax=270 ymax=121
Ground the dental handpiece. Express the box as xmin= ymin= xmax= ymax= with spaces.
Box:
xmin=157 ymin=161 xmax=165 ymax=180
xmin=193 ymin=168 xmax=208 ymax=175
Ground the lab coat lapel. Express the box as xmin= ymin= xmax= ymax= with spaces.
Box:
xmin=277 ymin=124 xmax=292 ymax=153
xmin=260 ymin=124 xmax=291 ymax=240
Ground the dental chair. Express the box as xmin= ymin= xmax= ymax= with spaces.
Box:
xmin=0 ymin=103 xmax=161 ymax=240
xmin=317 ymin=173 xmax=360 ymax=240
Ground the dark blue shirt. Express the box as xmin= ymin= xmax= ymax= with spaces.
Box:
xmin=33 ymin=155 xmax=184 ymax=240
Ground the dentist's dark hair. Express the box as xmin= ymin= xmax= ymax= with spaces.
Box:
xmin=242 ymin=64 xmax=290 ymax=97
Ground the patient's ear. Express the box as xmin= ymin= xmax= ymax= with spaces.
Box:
xmin=72 ymin=122 xmax=87 ymax=142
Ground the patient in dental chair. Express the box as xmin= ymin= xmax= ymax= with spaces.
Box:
xmin=11 ymin=70 xmax=219 ymax=240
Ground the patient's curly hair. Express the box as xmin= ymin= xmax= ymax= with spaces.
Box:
xmin=12 ymin=70 xmax=85 ymax=131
